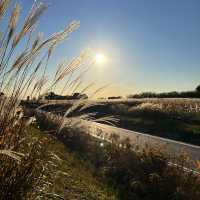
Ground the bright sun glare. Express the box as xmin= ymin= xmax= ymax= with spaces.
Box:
xmin=95 ymin=53 xmax=107 ymax=65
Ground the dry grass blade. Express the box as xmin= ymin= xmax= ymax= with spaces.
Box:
xmin=52 ymin=49 xmax=92 ymax=89
xmin=0 ymin=150 xmax=24 ymax=161
xmin=13 ymin=2 xmax=47 ymax=47
xmin=58 ymin=114 xmax=93 ymax=132
xmin=63 ymin=100 xmax=86 ymax=118
xmin=79 ymin=101 xmax=104 ymax=111
xmin=92 ymin=116 xmax=119 ymax=126
xmin=68 ymin=68 xmax=89 ymax=88
xmin=43 ymin=192 xmax=64 ymax=199
xmin=0 ymin=0 xmax=10 ymax=21
xmin=53 ymin=20 xmax=80 ymax=43
xmin=34 ymin=58 xmax=43 ymax=73
xmin=10 ymin=50 xmax=28 ymax=72
xmin=8 ymin=4 xmax=21 ymax=39
xmin=32 ymin=32 xmax=43 ymax=51
xmin=34 ymin=76 xmax=48 ymax=93
xmin=90 ymin=84 xmax=110 ymax=98
xmin=71 ymin=79 xmax=82 ymax=94
xmin=80 ymin=82 xmax=95 ymax=95
xmin=50 ymin=152 xmax=63 ymax=163
xmin=35 ymin=21 xmax=80 ymax=52
xmin=54 ymin=60 xmax=67 ymax=81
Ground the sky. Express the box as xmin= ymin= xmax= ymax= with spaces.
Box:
xmin=18 ymin=0 xmax=200 ymax=97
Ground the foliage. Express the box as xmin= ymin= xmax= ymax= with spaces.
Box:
xmin=196 ymin=85 xmax=200 ymax=93
xmin=128 ymin=88 xmax=200 ymax=99
xmin=0 ymin=0 xmax=92 ymax=198
xmin=0 ymin=127 xmax=63 ymax=200
xmin=35 ymin=110 xmax=200 ymax=200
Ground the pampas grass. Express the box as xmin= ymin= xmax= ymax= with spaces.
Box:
xmin=0 ymin=1 xmax=92 ymax=198
xmin=0 ymin=0 xmax=9 ymax=21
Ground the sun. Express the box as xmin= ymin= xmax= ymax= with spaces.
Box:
xmin=95 ymin=53 xmax=107 ymax=65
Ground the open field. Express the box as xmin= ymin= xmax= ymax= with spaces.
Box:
xmin=32 ymin=98 xmax=200 ymax=146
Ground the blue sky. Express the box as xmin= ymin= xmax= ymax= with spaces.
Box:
xmin=18 ymin=0 xmax=200 ymax=96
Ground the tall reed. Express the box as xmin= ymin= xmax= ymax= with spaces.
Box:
xmin=0 ymin=0 xmax=93 ymax=198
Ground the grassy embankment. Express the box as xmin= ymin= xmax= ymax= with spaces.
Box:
xmin=27 ymin=126 xmax=117 ymax=200
xmin=33 ymin=110 xmax=200 ymax=200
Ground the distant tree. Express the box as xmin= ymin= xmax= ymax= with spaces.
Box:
xmin=72 ymin=93 xmax=88 ymax=99
xmin=128 ymin=89 xmax=200 ymax=99
xmin=196 ymin=85 xmax=200 ymax=93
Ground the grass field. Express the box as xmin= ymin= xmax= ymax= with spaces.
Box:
xmin=111 ymin=99 xmax=200 ymax=145
xmin=36 ymin=98 xmax=200 ymax=145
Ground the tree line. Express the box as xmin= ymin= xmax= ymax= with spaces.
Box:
xmin=128 ymin=85 xmax=200 ymax=99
